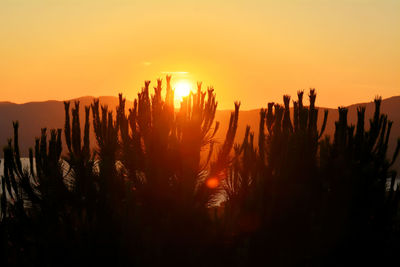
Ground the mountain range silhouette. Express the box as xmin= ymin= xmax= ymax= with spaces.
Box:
xmin=1 ymin=95 xmax=399 ymax=172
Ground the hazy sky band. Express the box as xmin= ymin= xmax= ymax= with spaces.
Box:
xmin=0 ymin=0 xmax=399 ymax=109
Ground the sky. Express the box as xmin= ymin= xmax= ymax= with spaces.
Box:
xmin=0 ymin=0 xmax=399 ymax=109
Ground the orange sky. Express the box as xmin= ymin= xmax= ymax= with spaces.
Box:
xmin=0 ymin=0 xmax=399 ymax=109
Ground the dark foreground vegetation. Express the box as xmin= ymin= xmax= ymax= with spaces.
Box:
xmin=1 ymin=77 xmax=400 ymax=266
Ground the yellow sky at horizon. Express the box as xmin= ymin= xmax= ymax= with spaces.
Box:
xmin=0 ymin=0 xmax=399 ymax=109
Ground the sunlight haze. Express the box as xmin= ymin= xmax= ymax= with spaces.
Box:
xmin=0 ymin=0 xmax=399 ymax=109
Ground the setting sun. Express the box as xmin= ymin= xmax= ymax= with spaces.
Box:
xmin=174 ymin=80 xmax=192 ymax=101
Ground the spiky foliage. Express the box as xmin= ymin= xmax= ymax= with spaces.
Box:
xmin=113 ymin=77 xmax=240 ymax=264
xmin=221 ymin=91 xmax=400 ymax=265
xmin=1 ymin=123 xmax=66 ymax=219
xmin=63 ymin=101 xmax=96 ymax=213
xmin=33 ymin=128 xmax=67 ymax=211
xmin=319 ymin=97 xmax=400 ymax=264
xmin=91 ymin=98 xmax=124 ymax=206
xmin=116 ymin=78 xmax=239 ymax=206
xmin=0 ymin=121 xmax=74 ymax=265
xmin=1 ymin=122 xmax=33 ymax=220
xmin=1 ymin=83 xmax=399 ymax=266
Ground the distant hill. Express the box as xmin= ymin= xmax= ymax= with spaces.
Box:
xmin=1 ymin=95 xmax=399 ymax=172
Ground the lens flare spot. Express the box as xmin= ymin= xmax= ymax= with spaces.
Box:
xmin=206 ymin=177 xmax=219 ymax=189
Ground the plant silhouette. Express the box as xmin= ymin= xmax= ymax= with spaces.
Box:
xmin=0 ymin=79 xmax=399 ymax=266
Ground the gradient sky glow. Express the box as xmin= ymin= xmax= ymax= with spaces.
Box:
xmin=0 ymin=0 xmax=399 ymax=109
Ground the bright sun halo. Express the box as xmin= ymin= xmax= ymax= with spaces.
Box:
xmin=174 ymin=80 xmax=192 ymax=101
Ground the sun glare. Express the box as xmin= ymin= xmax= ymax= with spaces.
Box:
xmin=174 ymin=80 xmax=192 ymax=101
